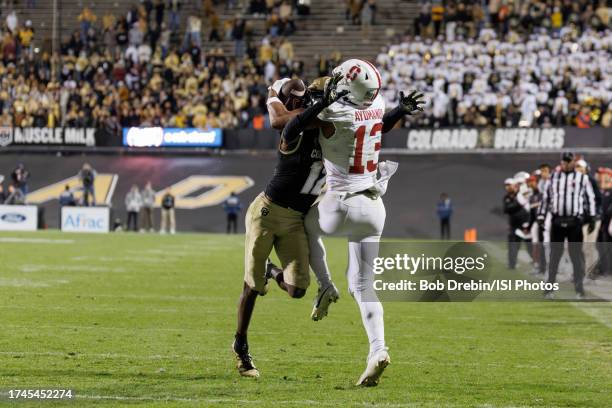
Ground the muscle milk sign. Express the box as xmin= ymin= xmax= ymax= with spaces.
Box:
xmin=407 ymin=129 xmax=478 ymax=150
xmin=493 ymin=128 xmax=565 ymax=149
xmin=11 ymin=128 xmax=96 ymax=147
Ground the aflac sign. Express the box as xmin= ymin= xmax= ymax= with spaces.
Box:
xmin=61 ymin=207 xmax=110 ymax=233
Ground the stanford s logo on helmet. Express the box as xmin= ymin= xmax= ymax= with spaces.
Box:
xmin=332 ymin=59 xmax=381 ymax=110
xmin=346 ymin=65 xmax=362 ymax=81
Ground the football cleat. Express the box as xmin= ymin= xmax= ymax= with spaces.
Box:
xmin=232 ymin=339 xmax=259 ymax=378
xmin=356 ymin=348 xmax=390 ymax=387
xmin=311 ymin=283 xmax=339 ymax=321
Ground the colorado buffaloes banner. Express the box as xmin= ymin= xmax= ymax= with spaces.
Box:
xmin=382 ymin=127 xmax=612 ymax=151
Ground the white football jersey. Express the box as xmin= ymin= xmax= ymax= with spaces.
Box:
xmin=317 ymin=94 xmax=386 ymax=193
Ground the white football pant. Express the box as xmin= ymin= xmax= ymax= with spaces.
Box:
xmin=305 ymin=191 xmax=386 ymax=355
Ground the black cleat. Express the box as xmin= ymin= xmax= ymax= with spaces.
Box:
xmin=232 ymin=339 xmax=259 ymax=378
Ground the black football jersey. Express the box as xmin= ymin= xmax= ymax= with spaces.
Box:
xmin=265 ymin=129 xmax=325 ymax=214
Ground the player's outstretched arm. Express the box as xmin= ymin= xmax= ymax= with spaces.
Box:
xmin=381 ymin=90 xmax=425 ymax=133
xmin=281 ymin=74 xmax=347 ymax=142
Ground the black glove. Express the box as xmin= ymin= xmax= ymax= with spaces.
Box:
xmin=398 ymin=90 xmax=425 ymax=114
xmin=322 ymin=73 xmax=348 ymax=107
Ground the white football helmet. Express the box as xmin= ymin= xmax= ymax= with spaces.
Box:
xmin=331 ymin=59 xmax=382 ymax=109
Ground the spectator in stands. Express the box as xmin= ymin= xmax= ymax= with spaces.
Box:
xmin=18 ymin=20 xmax=34 ymax=55
xmin=125 ymin=184 xmax=142 ymax=232
xmin=160 ymin=188 xmax=176 ymax=234
xmin=78 ymin=163 xmax=96 ymax=206
xmin=4 ymin=184 xmax=25 ymax=205
xmin=209 ymin=12 xmax=222 ymax=42
xmin=59 ymin=185 xmax=76 ymax=207
xmin=0 ymin=183 xmax=5 ymax=203
xmin=78 ymin=7 xmax=97 ymax=44
xmin=11 ymin=162 xmax=29 ymax=196
xmin=224 ymin=192 xmax=242 ymax=234
xmin=140 ymin=181 xmax=155 ymax=232
xmin=183 ymin=14 xmax=202 ymax=50
xmin=168 ymin=0 xmax=182 ymax=32
xmin=231 ymin=17 xmax=246 ymax=59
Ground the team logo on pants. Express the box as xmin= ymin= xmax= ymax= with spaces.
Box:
xmin=261 ymin=207 xmax=270 ymax=216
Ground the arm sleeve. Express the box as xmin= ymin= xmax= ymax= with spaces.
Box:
xmin=538 ymin=180 xmax=551 ymax=217
xmin=281 ymin=101 xmax=326 ymax=144
xmin=381 ymin=106 xmax=404 ymax=134
xmin=583 ymin=174 xmax=596 ymax=217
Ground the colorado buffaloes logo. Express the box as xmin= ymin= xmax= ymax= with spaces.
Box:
xmin=261 ymin=207 xmax=270 ymax=216
xmin=346 ymin=65 xmax=361 ymax=81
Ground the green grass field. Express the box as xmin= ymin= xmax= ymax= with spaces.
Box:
xmin=0 ymin=231 xmax=610 ymax=407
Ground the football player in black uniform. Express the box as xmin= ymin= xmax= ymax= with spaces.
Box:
xmin=232 ymin=75 xmax=345 ymax=378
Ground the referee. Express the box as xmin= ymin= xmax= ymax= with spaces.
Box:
xmin=537 ymin=152 xmax=597 ymax=299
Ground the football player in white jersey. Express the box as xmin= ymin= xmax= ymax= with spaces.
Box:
xmin=303 ymin=59 xmax=424 ymax=386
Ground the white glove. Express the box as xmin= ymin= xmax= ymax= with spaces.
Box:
xmin=269 ymin=78 xmax=291 ymax=95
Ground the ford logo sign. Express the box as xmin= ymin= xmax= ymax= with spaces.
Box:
xmin=1 ymin=213 xmax=26 ymax=223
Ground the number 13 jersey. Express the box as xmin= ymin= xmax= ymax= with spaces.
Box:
xmin=317 ymin=94 xmax=385 ymax=193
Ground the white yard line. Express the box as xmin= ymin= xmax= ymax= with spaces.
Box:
xmin=0 ymin=237 xmax=74 ymax=244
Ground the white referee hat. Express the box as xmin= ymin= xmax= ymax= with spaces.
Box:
xmin=504 ymin=178 xmax=515 ymax=185
xmin=576 ymin=159 xmax=588 ymax=168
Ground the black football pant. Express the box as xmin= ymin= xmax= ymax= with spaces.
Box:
xmin=227 ymin=213 xmax=238 ymax=234
xmin=440 ymin=218 xmax=450 ymax=240
xmin=507 ymin=231 xmax=530 ymax=270
xmin=548 ymin=220 xmax=584 ymax=294
xmin=537 ymin=224 xmax=547 ymax=274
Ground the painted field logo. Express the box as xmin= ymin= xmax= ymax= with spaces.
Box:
xmin=1 ymin=213 xmax=27 ymax=223
xmin=63 ymin=214 xmax=105 ymax=230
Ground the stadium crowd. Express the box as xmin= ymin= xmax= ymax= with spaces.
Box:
xmin=0 ymin=1 xmax=304 ymax=132
xmin=378 ymin=0 xmax=611 ymax=128
xmin=0 ymin=0 xmax=610 ymax=130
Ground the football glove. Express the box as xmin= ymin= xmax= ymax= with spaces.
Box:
xmin=398 ymin=90 xmax=425 ymax=114
xmin=322 ymin=73 xmax=348 ymax=107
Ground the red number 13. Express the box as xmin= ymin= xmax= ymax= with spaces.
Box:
xmin=349 ymin=123 xmax=382 ymax=174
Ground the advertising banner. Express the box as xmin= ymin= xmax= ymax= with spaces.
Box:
xmin=0 ymin=205 xmax=38 ymax=231
xmin=0 ymin=128 xmax=98 ymax=147
xmin=61 ymin=206 xmax=110 ymax=233
xmin=122 ymin=127 xmax=223 ymax=147
xmin=382 ymin=127 xmax=612 ymax=151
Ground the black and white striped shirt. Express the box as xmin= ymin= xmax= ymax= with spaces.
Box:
xmin=539 ymin=171 xmax=596 ymax=218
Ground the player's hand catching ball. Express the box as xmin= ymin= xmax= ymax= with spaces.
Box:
xmin=399 ymin=90 xmax=425 ymax=114
xmin=322 ymin=73 xmax=348 ymax=107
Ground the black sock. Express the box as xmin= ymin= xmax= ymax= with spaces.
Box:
xmin=234 ymin=332 xmax=247 ymax=350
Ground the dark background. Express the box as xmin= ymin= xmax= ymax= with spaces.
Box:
xmin=0 ymin=152 xmax=609 ymax=239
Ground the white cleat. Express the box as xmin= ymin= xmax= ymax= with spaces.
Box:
xmin=356 ymin=348 xmax=390 ymax=387
xmin=311 ymin=283 xmax=339 ymax=321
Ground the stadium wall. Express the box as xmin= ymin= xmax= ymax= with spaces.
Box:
xmin=0 ymin=152 xmax=609 ymax=239
xmin=1 ymin=127 xmax=610 ymax=151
